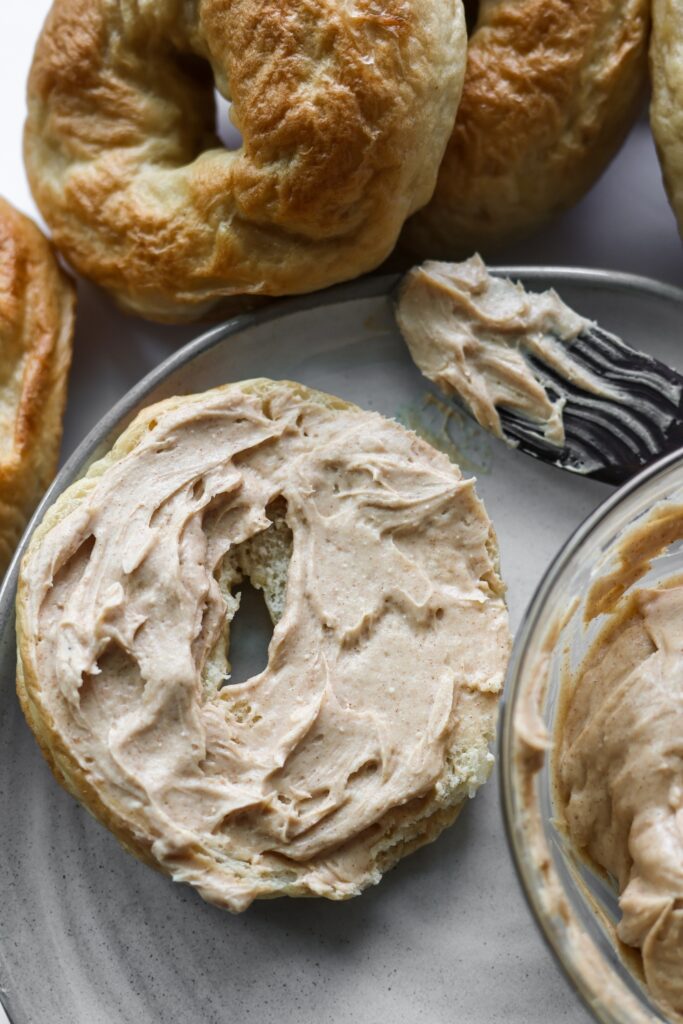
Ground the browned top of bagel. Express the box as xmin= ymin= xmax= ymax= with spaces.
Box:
xmin=24 ymin=0 xmax=466 ymax=323
xmin=0 ymin=198 xmax=75 ymax=575
xmin=402 ymin=0 xmax=649 ymax=257
xmin=651 ymin=0 xmax=683 ymax=236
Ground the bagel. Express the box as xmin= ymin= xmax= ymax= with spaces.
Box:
xmin=0 ymin=197 xmax=75 ymax=575
xmin=651 ymin=0 xmax=683 ymax=236
xmin=16 ymin=379 xmax=510 ymax=912
xmin=401 ymin=0 xmax=649 ymax=257
xmin=24 ymin=0 xmax=467 ymax=324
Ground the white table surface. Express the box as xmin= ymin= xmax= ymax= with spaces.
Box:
xmin=1 ymin=6 xmax=681 ymax=1024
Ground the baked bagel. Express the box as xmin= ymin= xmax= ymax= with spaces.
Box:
xmin=16 ymin=379 xmax=510 ymax=912
xmin=401 ymin=0 xmax=649 ymax=257
xmin=651 ymin=0 xmax=683 ymax=236
xmin=0 ymin=197 xmax=74 ymax=575
xmin=24 ymin=0 xmax=467 ymax=323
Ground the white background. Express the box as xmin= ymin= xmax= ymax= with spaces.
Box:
xmin=0 ymin=4 xmax=681 ymax=1024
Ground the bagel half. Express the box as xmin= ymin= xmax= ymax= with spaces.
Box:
xmin=17 ymin=379 xmax=510 ymax=911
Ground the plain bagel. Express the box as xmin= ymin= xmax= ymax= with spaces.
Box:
xmin=0 ymin=197 xmax=75 ymax=575
xmin=16 ymin=379 xmax=510 ymax=912
xmin=401 ymin=0 xmax=650 ymax=257
xmin=651 ymin=0 xmax=683 ymax=236
xmin=24 ymin=0 xmax=467 ymax=323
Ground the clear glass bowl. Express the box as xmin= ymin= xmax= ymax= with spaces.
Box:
xmin=501 ymin=447 xmax=683 ymax=1024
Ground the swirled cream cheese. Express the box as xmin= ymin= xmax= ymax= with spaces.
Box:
xmin=396 ymin=255 xmax=616 ymax=447
xmin=557 ymin=506 xmax=683 ymax=1019
xmin=17 ymin=380 xmax=510 ymax=912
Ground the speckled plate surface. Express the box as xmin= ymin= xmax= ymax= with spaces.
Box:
xmin=1 ymin=271 xmax=682 ymax=1024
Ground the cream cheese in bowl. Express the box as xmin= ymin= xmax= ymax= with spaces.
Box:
xmin=503 ymin=450 xmax=683 ymax=1024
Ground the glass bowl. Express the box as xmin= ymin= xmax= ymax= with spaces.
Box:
xmin=501 ymin=447 xmax=683 ymax=1024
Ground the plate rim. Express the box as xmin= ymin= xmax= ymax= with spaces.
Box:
xmin=2 ymin=264 xmax=683 ymax=1024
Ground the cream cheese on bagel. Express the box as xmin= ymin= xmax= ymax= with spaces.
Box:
xmin=17 ymin=380 xmax=510 ymax=912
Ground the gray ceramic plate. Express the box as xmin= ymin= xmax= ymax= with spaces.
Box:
xmin=1 ymin=271 xmax=682 ymax=1024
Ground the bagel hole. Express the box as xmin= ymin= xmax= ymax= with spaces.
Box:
xmin=464 ymin=0 xmax=479 ymax=34
xmin=222 ymin=577 xmax=273 ymax=687
xmin=206 ymin=497 xmax=292 ymax=691
xmin=214 ymin=90 xmax=242 ymax=151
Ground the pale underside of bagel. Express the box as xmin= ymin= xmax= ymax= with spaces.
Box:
xmin=651 ymin=0 xmax=683 ymax=237
xmin=24 ymin=0 xmax=467 ymax=323
xmin=16 ymin=379 xmax=509 ymax=910
xmin=401 ymin=0 xmax=650 ymax=257
xmin=0 ymin=197 xmax=75 ymax=575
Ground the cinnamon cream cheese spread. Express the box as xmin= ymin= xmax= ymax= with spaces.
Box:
xmin=396 ymin=255 xmax=618 ymax=447
xmin=17 ymin=380 xmax=510 ymax=912
xmin=556 ymin=506 xmax=683 ymax=1018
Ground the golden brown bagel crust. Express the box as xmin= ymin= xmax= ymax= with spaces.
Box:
xmin=24 ymin=0 xmax=466 ymax=323
xmin=651 ymin=0 xmax=683 ymax=235
xmin=402 ymin=0 xmax=649 ymax=257
xmin=0 ymin=198 xmax=74 ymax=575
